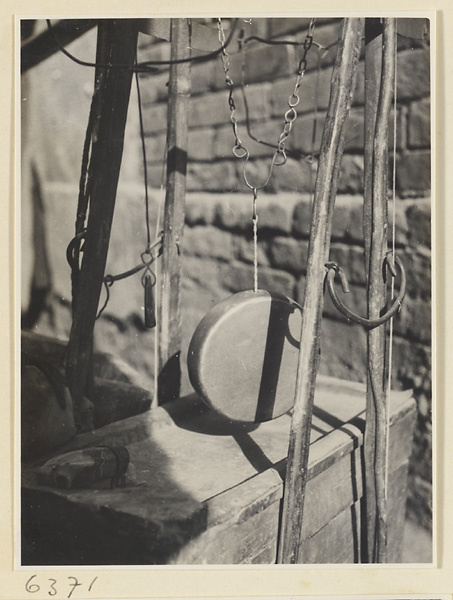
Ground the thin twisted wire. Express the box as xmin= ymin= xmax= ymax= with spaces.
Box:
xmin=252 ymin=189 xmax=259 ymax=292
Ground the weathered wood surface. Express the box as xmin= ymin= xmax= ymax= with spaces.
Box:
xmin=363 ymin=18 xmax=383 ymax=563
xmin=301 ymin=500 xmax=363 ymax=563
xmin=363 ymin=18 xmax=397 ymax=563
xmin=172 ymin=469 xmax=282 ymax=564
xmin=158 ymin=19 xmax=191 ymax=405
xmin=64 ymin=20 xmax=138 ymax=430
xmin=279 ymin=18 xmax=364 ymax=564
xmin=22 ymin=377 xmax=415 ymax=565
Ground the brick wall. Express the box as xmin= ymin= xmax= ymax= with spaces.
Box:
xmin=21 ymin=18 xmax=432 ymax=529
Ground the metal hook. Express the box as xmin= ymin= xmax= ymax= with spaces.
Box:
xmin=66 ymin=229 xmax=87 ymax=269
xmin=325 ymin=255 xmax=407 ymax=329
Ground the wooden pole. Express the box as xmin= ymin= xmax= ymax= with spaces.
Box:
xmin=278 ymin=18 xmax=363 ymax=564
xmin=65 ymin=20 xmax=138 ymax=430
xmin=157 ymin=19 xmax=191 ymax=405
xmin=362 ymin=17 xmax=382 ymax=563
xmin=363 ymin=18 xmax=396 ymax=564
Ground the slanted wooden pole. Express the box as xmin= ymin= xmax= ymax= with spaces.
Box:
xmin=65 ymin=20 xmax=138 ymax=430
xmin=363 ymin=18 xmax=397 ymax=563
xmin=278 ymin=18 xmax=363 ymax=564
xmin=157 ymin=19 xmax=191 ymax=404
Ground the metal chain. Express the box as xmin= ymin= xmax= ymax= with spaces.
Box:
xmin=217 ymin=17 xmax=315 ymax=191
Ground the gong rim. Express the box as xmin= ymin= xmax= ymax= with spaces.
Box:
xmin=187 ymin=290 xmax=302 ymax=423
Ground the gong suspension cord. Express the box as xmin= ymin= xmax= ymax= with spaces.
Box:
xmin=252 ymin=189 xmax=259 ymax=292
xmin=239 ymin=35 xmax=332 ymax=162
xmin=135 ymin=57 xmax=152 ymax=251
xmin=218 ymin=17 xmax=316 ymax=189
xmin=96 ymin=60 xmax=162 ymax=321
xmin=309 ymin=49 xmax=322 ymax=203
xmin=69 ymin=68 xmax=103 ymax=309
xmin=152 ymin=130 xmax=168 ymax=407
xmin=218 ymin=17 xmax=316 ymax=291
xmin=67 ymin=56 xmax=163 ymax=322
xmin=46 ymin=18 xmax=239 ymax=73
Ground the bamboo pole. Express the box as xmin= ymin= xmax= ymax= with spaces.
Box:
xmin=278 ymin=18 xmax=363 ymax=564
xmin=157 ymin=19 xmax=191 ymax=405
xmin=363 ymin=18 xmax=397 ymax=564
xmin=65 ymin=20 xmax=138 ymax=430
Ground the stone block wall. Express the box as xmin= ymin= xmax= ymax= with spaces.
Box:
xmin=21 ymin=18 xmax=431 ymax=530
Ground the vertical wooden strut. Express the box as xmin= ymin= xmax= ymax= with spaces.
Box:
xmin=65 ymin=20 xmax=138 ymax=429
xmin=158 ymin=19 xmax=191 ymax=404
xmin=278 ymin=18 xmax=363 ymax=564
xmin=363 ymin=18 xmax=397 ymax=564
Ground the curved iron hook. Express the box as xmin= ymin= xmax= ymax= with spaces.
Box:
xmin=325 ymin=255 xmax=406 ymax=329
xmin=66 ymin=230 xmax=87 ymax=269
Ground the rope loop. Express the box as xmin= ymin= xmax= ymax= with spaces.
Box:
xmin=288 ymin=93 xmax=300 ymax=108
xmin=140 ymin=247 xmax=158 ymax=288
xmin=233 ymin=144 xmax=248 ymax=159
xmin=66 ymin=229 xmax=87 ymax=269
xmin=274 ymin=147 xmax=288 ymax=166
xmin=285 ymin=107 xmax=298 ymax=123
xmin=242 ymin=152 xmax=273 ymax=190
xmin=140 ymin=249 xmax=154 ymax=268
xmin=141 ymin=264 xmax=157 ymax=288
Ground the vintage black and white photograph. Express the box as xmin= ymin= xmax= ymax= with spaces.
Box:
xmin=19 ymin=15 xmax=432 ymax=566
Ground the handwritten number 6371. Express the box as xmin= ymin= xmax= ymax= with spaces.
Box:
xmin=25 ymin=575 xmax=98 ymax=598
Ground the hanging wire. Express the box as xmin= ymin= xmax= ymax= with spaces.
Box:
xmin=217 ymin=17 xmax=318 ymax=294
xmin=46 ymin=18 xmax=239 ymax=73
xmin=218 ymin=17 xmax=316 ymax=192
xmin=252 ymin=188 xmax=259 ymax=292
xmin=152 ymin=138 xmax=168 ymax=408
xmin=239 ymin=61 xmax=326 ymax=163
xmin=69 ymin=72 xmax=103 ymax=311
xmin=135 ymin=57 xmax=152 ymax=250
xmin=308 ymin=50 xmax=321 ymax=201
xmin=91 ymin=59 xmax=164 ymax=323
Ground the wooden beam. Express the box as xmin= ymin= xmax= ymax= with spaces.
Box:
xmin=65 ymin=20 xmax=138 ymax=430
xmin=363 ymin=18 xmax=397 ymax=563
xmin=277 ymin=17 xmax=363 ymax=564
xmin=157 ymin=19 xmax=192 ymax=405
xmin=21 ymin=19 xmax=98 ymax=74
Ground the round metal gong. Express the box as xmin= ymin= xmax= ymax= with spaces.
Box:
xmin=187 ymin=290 xmax=302 ymax=423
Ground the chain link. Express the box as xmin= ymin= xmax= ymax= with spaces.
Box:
xmin=217 ymin=17 xmax=316 ymax=190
